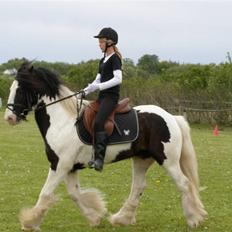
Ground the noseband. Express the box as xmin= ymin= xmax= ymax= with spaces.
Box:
xmin=7 ymin=91 xmax=35 ymax=121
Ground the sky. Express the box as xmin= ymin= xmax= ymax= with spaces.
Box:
xmin=0 ymin=0 xmax=232 ymax=64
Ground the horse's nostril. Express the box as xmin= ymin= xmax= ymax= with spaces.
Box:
xmin=8 ymin=116 xmax=13 ymax=121
xmin=5 ymin=114 xmax=17 ymax=124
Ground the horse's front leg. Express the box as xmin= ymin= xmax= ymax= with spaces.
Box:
xmin=110 ymin=157 xmax=154 ymax=226
xmin=65 ymin=171 xmax=107 ymax=226
xmin=19 ymin=165 xmax=69 ymax=231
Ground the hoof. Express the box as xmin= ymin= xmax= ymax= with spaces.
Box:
xmin=187 ymin=212 xmax=207 ymax=228
xmin=109 ymin=213 xmax=136 ymax=226
xmin=21 ymin=226 xmax=40 ymax=231
xmin=89 ymin=217 xmax=101 ymax=227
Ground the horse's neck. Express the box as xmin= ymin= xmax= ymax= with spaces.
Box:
xmin=34 ymin=85 xmax=90 ymax=140
xmin=58 ymin=84 xmax=90 ymax=108
xmin=38 ymin=85 xmax=90 ymax=119
xmin=35 ymin=96 xmax=74 ymax=138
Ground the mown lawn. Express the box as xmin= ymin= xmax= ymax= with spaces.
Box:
xmin=0 ymin=109 xmax=232 ymax=232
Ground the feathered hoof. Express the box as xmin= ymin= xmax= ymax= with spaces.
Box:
xmin=21 ymin=225 xmax=40 ymax=231
xmin=187 ymin=210 xmax=208 ymax=228
xmin=19 ymin=207 xmax=45 ymax=232
xmin=89 ymin=216 xmax=102 ymax=227
xmin=109 ymin=213 xmax=136 ymax=226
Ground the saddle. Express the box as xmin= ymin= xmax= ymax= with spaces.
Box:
xmin=83 ymin=98 xmax=131 ymax=136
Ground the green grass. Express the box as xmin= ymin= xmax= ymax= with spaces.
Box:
xmin=0 ymin=110 xmax=232 ymax=232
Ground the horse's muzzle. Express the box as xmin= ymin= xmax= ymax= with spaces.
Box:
xmin=5 ymin=113 xmax=18 ymax=125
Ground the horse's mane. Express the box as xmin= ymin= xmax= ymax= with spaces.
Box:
xmin=33 ymin=67 xmax=61 ymax=98
xmin=17 ymin=61 xmax=89 ymax=117
xmin=33 ymin=68 xmax=90 ymax=117
xmin=17 ymin=62 xmax=61 ymax=98
xmin=59 ymin=85 xmax=89 ymax=117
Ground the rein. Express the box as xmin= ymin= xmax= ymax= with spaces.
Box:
xmin=7 ymin=90 xmax=85 ymax=120
xmin=35 ymin=90 xmax=85 ymax=111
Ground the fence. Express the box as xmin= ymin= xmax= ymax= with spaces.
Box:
xmin=162 ymin=100 xmax=232 ymax=124
xmin=1 ymin=77 xmax=232 ymax=124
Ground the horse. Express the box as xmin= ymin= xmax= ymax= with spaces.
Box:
xmin=4 ymin=61 xmax=207 ymax=231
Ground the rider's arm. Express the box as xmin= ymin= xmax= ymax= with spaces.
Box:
xmin=98 ymin=70 xmax=122 ymax=90
xmin=92 ymin=73 xmax=101 ymax=85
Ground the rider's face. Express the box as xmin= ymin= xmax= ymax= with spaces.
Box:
xmin=98 ymin=38 xmax=106 ymax=52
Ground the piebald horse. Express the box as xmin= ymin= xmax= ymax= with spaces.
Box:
xmin=4 ymin=62 xmax=207 ymax=231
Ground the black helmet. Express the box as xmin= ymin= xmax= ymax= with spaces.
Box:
xmin=94 ymin=27 xmax=118 ymax=44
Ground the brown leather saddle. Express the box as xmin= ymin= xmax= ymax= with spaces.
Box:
xmin=83 ymin=98 xmax=131 ymax=136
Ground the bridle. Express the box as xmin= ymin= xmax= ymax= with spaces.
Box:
xmin=7 ymin=91 xmax=35 ymax=121
xmin=7 ymin=89 xmax=85 ymax=121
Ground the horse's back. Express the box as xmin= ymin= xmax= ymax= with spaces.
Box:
xmin=133 ymin=104 xmax=181 ymax=132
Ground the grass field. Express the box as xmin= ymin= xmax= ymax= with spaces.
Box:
xmin=0 ymin=109 xmax=232 ymax=232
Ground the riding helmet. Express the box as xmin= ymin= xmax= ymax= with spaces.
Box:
xmin=94 ymin=27 xmax=118 ymax=44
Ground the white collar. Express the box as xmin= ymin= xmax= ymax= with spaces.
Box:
xmin=103 ymin=52 xmax=115 ymax=63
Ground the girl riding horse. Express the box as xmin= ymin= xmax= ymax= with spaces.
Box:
xmin=84 ymin=27 xmax=122 ymax=171
xmin=4 ymin=61 xmax=207 ymax=230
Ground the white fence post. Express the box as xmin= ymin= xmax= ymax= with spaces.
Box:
xmin=0 ymin=97 xmax=2 ymax=108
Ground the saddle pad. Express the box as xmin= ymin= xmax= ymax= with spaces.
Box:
xmin=76 ymin=109 xmax=139 ymax=145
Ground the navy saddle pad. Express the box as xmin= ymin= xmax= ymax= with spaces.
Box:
xmin=76 ymin=109 xmax=139 ymax=145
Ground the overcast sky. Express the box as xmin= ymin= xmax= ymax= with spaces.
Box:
xmin=0 ymin=0 xmax=232 ymax=64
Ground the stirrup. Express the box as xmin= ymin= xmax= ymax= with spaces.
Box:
xmin=88 ymin=160 xmax=95 ymax=168
xmin=94 ymin=158 xmax=104 ymax=172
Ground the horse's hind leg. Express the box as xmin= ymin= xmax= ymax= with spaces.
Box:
xmin=110 ymin=157 xmax=154 ymax=226
xmin=163 ymin=160 xmax=207 ymax=228
xmin=64 ymin=171 xmax=107 ymax=226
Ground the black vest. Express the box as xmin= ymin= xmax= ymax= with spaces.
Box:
xmin=98 ymin=53 xmax=122 ymax=101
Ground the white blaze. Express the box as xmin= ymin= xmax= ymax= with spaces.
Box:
xmin=4 ymin=80 xmax=19 ymax=122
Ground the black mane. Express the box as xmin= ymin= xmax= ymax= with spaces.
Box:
xmin=16 ymin=61 xmax=61 ymax=99
xmin=33 ymin=67 xmax=61 ymax=98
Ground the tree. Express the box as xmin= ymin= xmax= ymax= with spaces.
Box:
xmin=137 ymin=54 xmax=160 ymax=76
xmin=0 ymin=58 xmax=26 ymax=72
xmin=66 ymin=59 xmax=99 ymax=88
xmin=122 ymin=58 xmax=136 ymax=79
xmin=157 ymin=60 xmax=179 ymax=73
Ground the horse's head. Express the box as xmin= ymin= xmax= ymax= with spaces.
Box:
xmin=4 ymin=60 xmax=60 ymax=125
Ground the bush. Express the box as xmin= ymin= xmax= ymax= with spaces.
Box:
xmin=0 ymin=76 xmax=14 ymax=105
xmin=1 ymin=55 xmax=232 ymax=110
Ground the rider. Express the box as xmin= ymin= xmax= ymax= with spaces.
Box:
xmin=84 ymin=27 xmax=122 ymax=172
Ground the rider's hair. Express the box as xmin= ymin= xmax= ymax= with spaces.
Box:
xmin=113 ymin=45 xmax=122 ymax=61
xmin=105 ymin=39 xmax=122 ymax=61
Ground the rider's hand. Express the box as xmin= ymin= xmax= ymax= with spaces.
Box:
xmin=76 ymin=90 xmax=86 ymax=99
xmin=84 ymin=83 xmax=100 ymax=95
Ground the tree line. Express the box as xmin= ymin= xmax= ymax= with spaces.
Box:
xmin=1 ymin=54 xmax=232 ymax=108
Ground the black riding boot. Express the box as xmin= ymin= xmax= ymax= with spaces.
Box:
xmin=89 ymin=131 xmax=108 ymax=171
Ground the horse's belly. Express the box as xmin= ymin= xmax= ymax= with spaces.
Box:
xmin=104 ymin=143 xmax=132 ymax=163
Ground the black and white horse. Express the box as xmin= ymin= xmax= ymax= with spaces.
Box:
xmin=4 ymin=62 xmax=207 ymax=231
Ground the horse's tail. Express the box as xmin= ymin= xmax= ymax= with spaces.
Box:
xmin=175 ymin=116 xmax=199 ymax=191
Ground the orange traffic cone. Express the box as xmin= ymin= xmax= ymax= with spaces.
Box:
xmin=213 ymin=125 xmax=219 ymax=136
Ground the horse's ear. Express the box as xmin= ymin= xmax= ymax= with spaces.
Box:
xmin=28 ymin=64 xmax=34 ymax=72
xmin=27 ymin=58 xmax=37 ymax=72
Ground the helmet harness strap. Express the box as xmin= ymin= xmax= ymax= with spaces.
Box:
xmin=104 ymin=39 xmax=115 ymax=54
